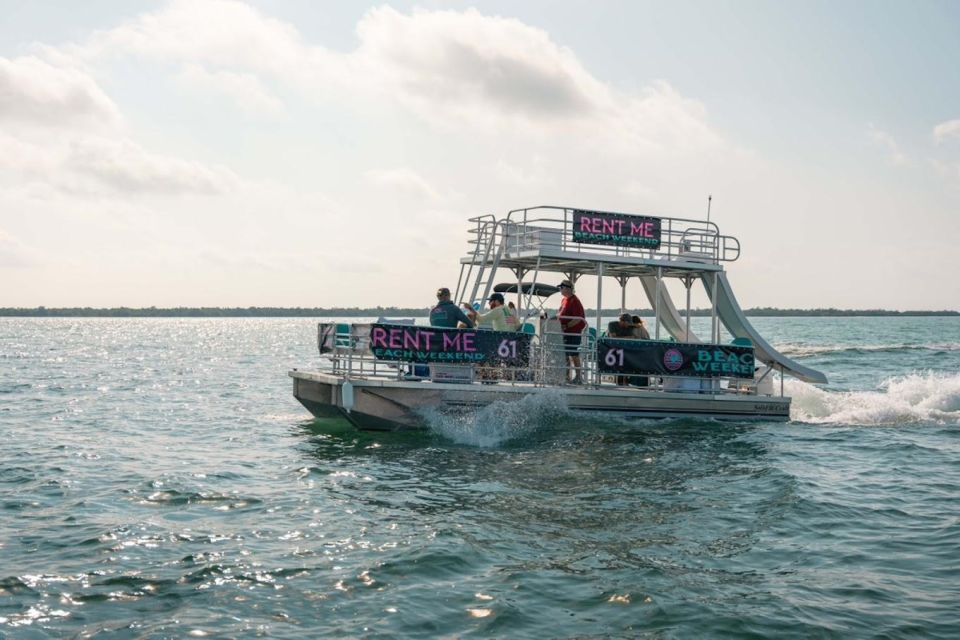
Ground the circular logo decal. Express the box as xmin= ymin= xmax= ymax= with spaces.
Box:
xmin=663 ymin=348 xmax=684 ymax=371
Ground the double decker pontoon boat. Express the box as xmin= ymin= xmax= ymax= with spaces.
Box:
xmin=290 ymin=206 xmax=826 ymax=430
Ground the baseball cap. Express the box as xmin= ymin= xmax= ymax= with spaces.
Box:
xmin=558 ymin=280 xmax=573 ymax=289
xmin=488 ymin=293 xmax=504 ymax=303
xmin=436 ymin=287 xmax=451 ymax=297
xmin=619 ymin=313 xmax=632 ymax=322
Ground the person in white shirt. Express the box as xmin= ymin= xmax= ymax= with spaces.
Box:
xmin=472 ymin=293 xmax=510 ymax=331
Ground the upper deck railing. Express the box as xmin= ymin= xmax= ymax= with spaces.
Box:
xmin=464 ymin=206 xmax=741 ymax=266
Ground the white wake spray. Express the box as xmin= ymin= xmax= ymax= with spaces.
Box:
xmin=418 ymin=388 xmax=573 ymax=447
xmin=777 ymin=342 xmax=960 ymax=358
xmin=787 ymin=372 xmax=960 ymax=425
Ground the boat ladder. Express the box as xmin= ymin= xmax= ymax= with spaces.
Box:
xmin=457 ymin=216 xmax=505 ymax=304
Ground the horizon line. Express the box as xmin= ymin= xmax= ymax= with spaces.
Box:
xmin=1 ymin=306 xmax=957 ymax=317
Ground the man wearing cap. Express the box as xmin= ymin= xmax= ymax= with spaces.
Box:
xmin=430 ymin=287 xmax=474 ymax=328
xmin=608 ymin=313 xmax=636 ymax=338
xmin=471 ymin=293 xmax=511 ymax=331
xmin=555 ymin=279 xmax=586 ymax=384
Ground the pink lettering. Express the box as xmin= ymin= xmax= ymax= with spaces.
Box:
xmin=580 ymin=217 xmax=593 ymax=231
xmin=404 ymin=330 xmax=420 ymax=350
xmin=462 ymin=332 xmax=476 ymax=352
xmin=630 ymin=222 xmax=655 ymax=237
xmin=371 ymin=327 xmax=388 ymax=348
xmin=443 ymin=333 xmax=462 ymax=350
xmin=388 ymin=328 xmax=404 ymax=349
xmin=602 ymin=219 xmax=615 ymax=234
xmin=420 ymin=330 xmax=435 ymax=349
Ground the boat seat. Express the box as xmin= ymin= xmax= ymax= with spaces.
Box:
xmin=732 ymin=337 xmax=753 ymax=347
xmin=335 ymin=323 xmax=351 ymax=347
xmin=521 ymin=322 xmax=536 ymax=334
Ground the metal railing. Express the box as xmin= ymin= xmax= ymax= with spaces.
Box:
xmin=461 ymin=206 xmax=741 ymax=265
xmin=316 ymin=322 xmax=773 ymax=396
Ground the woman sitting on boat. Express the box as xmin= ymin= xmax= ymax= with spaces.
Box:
xmin=632 ymin=315 xmax=651 ymax=339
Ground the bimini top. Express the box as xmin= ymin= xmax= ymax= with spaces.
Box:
xmin=493 ymin=282 xmax=560 ymax=297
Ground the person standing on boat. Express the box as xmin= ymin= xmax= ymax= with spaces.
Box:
xmin=555 ymin=279 xmax=586 ymax=384
xmin=430 ymin=287 xmax=474 ymax=328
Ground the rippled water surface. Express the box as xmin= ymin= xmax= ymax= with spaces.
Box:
xmin=1 ymin=317 xmax=959 ymax=638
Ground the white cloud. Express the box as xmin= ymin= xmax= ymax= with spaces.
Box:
xmin=929 ymin=159 xmax=960 ymax=181
xmin=176 ymin=63 xmax=284 ymax=117
xmin=620 ymin=180 xmax=659 ymax=201
xmin=867 ymin=124 xmax=909 ymax=166
xmin=74 ymin=0 xmax=312 ymax=76
xmin=65 ymin=137 xmax=240 ymax=195
xmin=933 ymin=119 xmax=960 ymax=144
xmin=55 ymin=1 xmax=721 ymax=151
xmin=365 ymin=168 xmax=443 ymax=202
xmin=0 ymin=132 xmax=239 ymax=196
xmin=0 ymin=228 xmax=40 ymax=267
xmin=348 ymin=7 xmax=720 ymax=151
xmin=0 ymin=49 xmax=242 ymax=197
xmin=0 ymin=55 xmax=121 ymax=129
xmin=352 ymin=7 xmax=602 ymax=122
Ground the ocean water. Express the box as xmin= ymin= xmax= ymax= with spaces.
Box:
xmin=1 ymin=316 xmax=959 ymax=638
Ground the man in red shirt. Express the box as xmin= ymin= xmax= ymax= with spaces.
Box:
xmin=556 ymin=279 xmax=586 ymax=384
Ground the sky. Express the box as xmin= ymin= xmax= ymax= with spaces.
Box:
xmin=1 ymin=0 xmax=958 ymax=310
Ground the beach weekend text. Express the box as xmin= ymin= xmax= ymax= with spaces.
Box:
xmin=572 ymin=210 xmax=662 ymax=249
xmin=369 ymin=324 xmax=531 ymax=365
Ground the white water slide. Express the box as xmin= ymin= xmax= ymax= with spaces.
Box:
xmin=702 ymin=272 xmax=828 ymax=384
xmin=639 ymin=276 xmax=700 ymax=343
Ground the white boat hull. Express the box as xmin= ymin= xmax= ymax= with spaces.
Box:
xmin=290 ymin=370 xmax=790 ymax=430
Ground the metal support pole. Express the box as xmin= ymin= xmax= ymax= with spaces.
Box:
xmin=515 ymin=268 xmax=524 ymax=319
xmin=595 ymin=263 xmax=604 ymax=386
xmin=596 ymin=263 xmax=604 ymax=338
xmin=685 ymin=276 xmax=692 ymax=341
xmin=655 ymin=267 xmax=662 ymax=340
xmin=711 ymin=271 xmax=719 ymax=344
xmin=620 ymin=276 xmax=627 ymax=313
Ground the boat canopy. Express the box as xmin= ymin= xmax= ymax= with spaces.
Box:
xmin=493 ymin=282 xmax=560 ymax=297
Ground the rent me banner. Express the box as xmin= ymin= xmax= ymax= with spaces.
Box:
xmin=571 ymin=210 xmax=662 ymax=249
xmin=369 ymin=324 xmax=532 ymax=366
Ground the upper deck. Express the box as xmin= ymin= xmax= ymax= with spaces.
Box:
xmin=460 ymin=205 xmax=740 ymax=278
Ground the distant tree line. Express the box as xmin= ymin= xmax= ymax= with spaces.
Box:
xmin=0 ymin=306 xmax=956 ymax=317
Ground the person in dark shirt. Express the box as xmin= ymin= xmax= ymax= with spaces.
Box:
xmin=608 ymin=313 xmax=635 ymax=338
xmin=430 ymin=287 xmax=474 ymax=328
